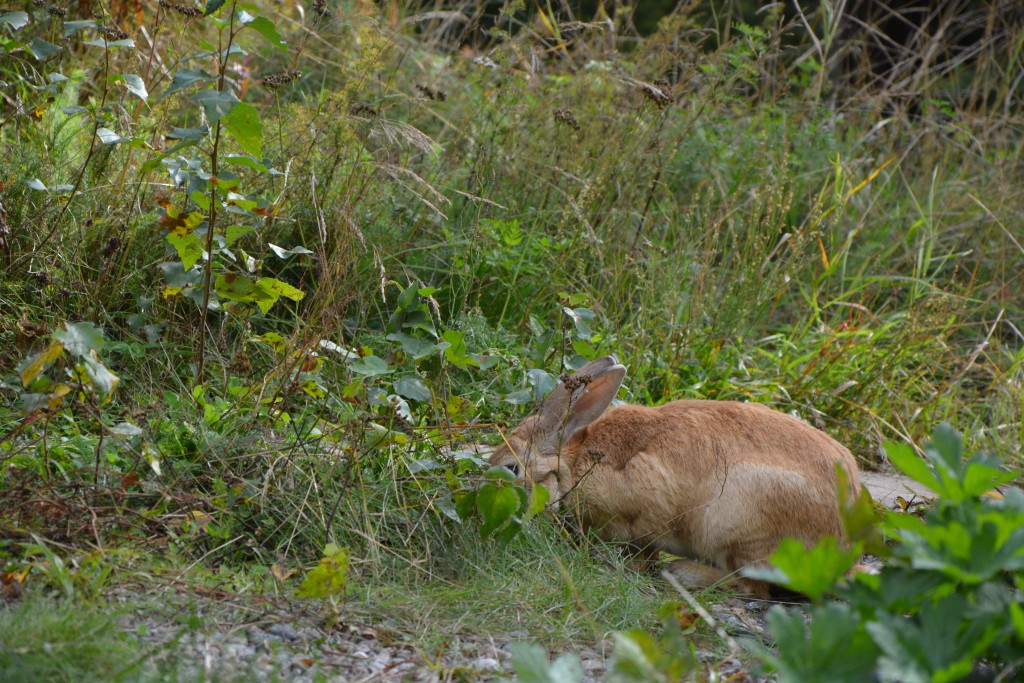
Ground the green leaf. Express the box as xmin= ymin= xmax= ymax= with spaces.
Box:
xmin=242 ymin=15 xmax=286 ymax=51
xmin=254 ymin=278 xmax=303 ymax=314
xmin=484 ymin=465 xmax=516 ymax=482
xmin=195 ymin=89 xmax=238 ymax=124
xmin=159 ymin=68 xmax=216 ymax=99
xmin=755 ymin=603 xmax=881 ymax=683
xmin=348 ymin=355 xmax=391 ymax=377
xmin=96 ymin=128 xmax=129 ymax=145
xmin=2 ymin=12 xmax=29 ymax=30
xmin=386 ymin=332 xmax=437 ymax=360
xmin=745 ymin=536 xmax=862 ymax=602
xmin=167 ymin=125 xmax=209 ymax=141
xmin=53 ymin=322 xmax=106 ymax=357
xmin=295 ymin=544 xmax=348 ymax=599
xmin=524 ymin=483 xmax=550 ymax=521
xmin=884 ymin=442 xmax=941 ymax=493
xmin=64 ymin=19 xmax=99 ymax=36
xmin=222 ymin=101 xmax=262 ymax=157
xmin=441 ymin=329 xmax=478 ymax=371
xmin=81 ymin=353 xmax=120 ymax=401
xmin=394 ymin=375 xmax=431 ymax=402
xmin=510 ymin=643 xmax=584 ymax=683
xmin=120 ymin=74 xmax=148 ymax=101
xmin=83 ymin=38 xmax=135 ymax=49
xmin=203 ymin=0 xmax=227 ymax=17
xmin=225 ymin=224 xmax=254 ymax=245
xmin=167 ymin=232 xmax=205 ymax=271
xmin=28 ymin=38 xmax=61 ymax=60
xmin=477 ymin=482 xmax=521 ymax=539
xmin=26 ymin=178 xmax=47 ymax=191
xmin=214 ymin=273 xmax=256 ymax=301
xmin=455 ymin=490 xmax=477 ymax=521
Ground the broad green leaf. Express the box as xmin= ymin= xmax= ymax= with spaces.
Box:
xmin=225 ymin=224 xmax=254 ymax=245
xmin=455 ymin=489 xmax=477 ymax=521
xmin=242 ymin=15 xmax=286 ymax=51
xmin=1 ymin=12 xmax=29 ymax=29
xmin=524 ymin=483 xmax=550 ymax=521
xmin=477 ymin=482 xmax=521 ymax=539
xmin=884 ymin=442 xmax=941 ymax=493
xmin=386 ymin=332 xmax=437 ymax=360
xmin=96 ymin=127 xmax=129 ymax=145
xmin=348 ymin=355 xmax=391 ymax=377
xmin=64 ymin=20 xmax=99 ymax=36
xmin=755 ymin=603 xmax=880 ymax=683
xmin=28 ymin=38 xmax=61 ymax=60
xmin=745 ymin=536 xmax=862 ymax=602
xmin=441 ymin=329 xmax=478 ymax=371
xmin=83 ymin=38 xmax=135 ymax=49
xmin=159 ymin=68 xmax=216 ymax=99
xmin=167 ymin=232 xmax=205 ymax=270
xmin=195 ymin=88 xmax=237 ymax=124
xmin=394 ymin=375 xmax=431 ymax=402
xmin=167 ymin=125 xmax=209 ymax=140
xmin=81 ymin=352 xmax=119 ymax=402
xmin=484 ymin=465 xmax=516 ymax=482
xmin=510 ymin=643 xmax=584 ymax=683
xmin=295 ymin=544 xmax=348 ymax=598
xmin=120 ymin=74 xmax=148 ymax=101
xmin=26 ymin=178 xmax=47 ymax=191
xmin=204 ymin=0 xmax=227 ymax=17
xmin=214 ymin=273 xmax=256 ymax=301
xmin=222 ymin=101 xmax=262 ymax=157
xmin=53 ymin=322 xmax=106 ymax=357
xmin=20 ymin=340 xmax=64 ymax=388
xmin=527 ymin=368 xmax=557 ymax=401
xmin=268 ymin=243 xmax=314 ymax=258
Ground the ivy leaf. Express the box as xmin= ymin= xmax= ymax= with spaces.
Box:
xmin=222 ymin=101 xmax=262 ymax=157
xmin=195 ymin=89 xmax=238 ymax=124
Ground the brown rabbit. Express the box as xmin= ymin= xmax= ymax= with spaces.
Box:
xmin=489 ymin=356 xmax=862 ymax=596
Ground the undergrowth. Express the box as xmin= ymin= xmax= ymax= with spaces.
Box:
xmin=1 ymin=0 xmax=1022 ymax=679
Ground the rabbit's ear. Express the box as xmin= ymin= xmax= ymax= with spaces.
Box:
xmin=537 ymin=357 xmax=625 ymax=442
xmin=564 ymin=362 xmax=625 ymax=437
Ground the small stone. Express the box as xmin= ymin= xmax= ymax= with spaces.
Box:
xmin=473 ymin=657 xmax=500 ymax=671
xmin=267 ymin=623 xmax=300 ymax=641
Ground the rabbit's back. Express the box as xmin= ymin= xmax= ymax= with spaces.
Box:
xmin=567 ymin=400 xmax=859 ymax=566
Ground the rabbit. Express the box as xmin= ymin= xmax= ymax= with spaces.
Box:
xmin=489 ymin=356 xmax=862 ymax=597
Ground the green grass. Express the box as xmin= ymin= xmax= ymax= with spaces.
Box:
xmin=1 ymin=0 xmax=1023 ymax=678
xmin=0 ymin=598 xmax=140 ymax=683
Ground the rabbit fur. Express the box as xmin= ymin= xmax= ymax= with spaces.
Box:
xmin=489 ymin=356 xmax=862 ymax=596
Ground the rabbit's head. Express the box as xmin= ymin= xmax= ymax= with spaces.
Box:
xmin=490 ymin=357 xmax=625 ymax=504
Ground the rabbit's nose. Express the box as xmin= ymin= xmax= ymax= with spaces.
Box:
xmin=505 ymin=463 xmax=521 ymax=478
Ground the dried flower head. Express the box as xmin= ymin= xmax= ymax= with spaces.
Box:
xmin=170 ymin=2 xmax=202 ymax=18
xmin=415 ymin=84 xmax=447 ymax=102
xmin=348 ymin=102 xmax=378 ymax=117
xmin=103 ymin=25 xmax=129 ymax=40
xmin=47 ymin=5 xmax=68 ymax=16
xmin=261 ymin=70 xmax=301 ymax=90
xmin=313 ymin=0 xmax=332 ymax=18
xmin=554 ymin=108 xmax=580 ymax=131
xmin=638 ymin=79 xmax=674 ymax=108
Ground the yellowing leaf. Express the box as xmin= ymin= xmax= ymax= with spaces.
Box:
xmin=21 ymin=340 xmax=64 ymax=387
xmin=296 ymin=544 xmax=349 ymax=599
xmin=162 ymin=286 xmax=183 ymax=299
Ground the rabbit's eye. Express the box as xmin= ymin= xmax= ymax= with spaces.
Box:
xmin=505 ymin=463 xmax=521 ymax=478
